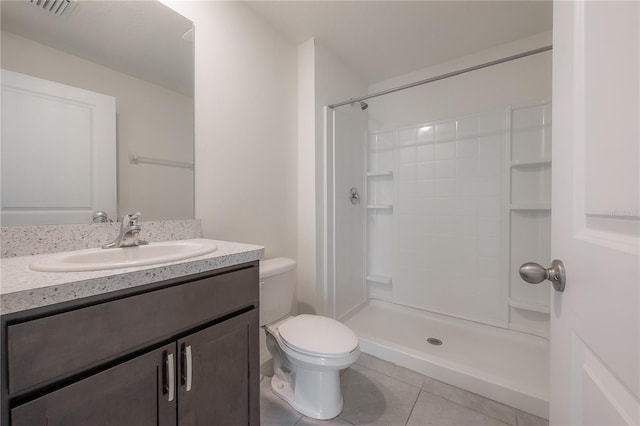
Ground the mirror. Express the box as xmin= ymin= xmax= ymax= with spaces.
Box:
xmin=1 ymin=0 xmax=194 ymax=225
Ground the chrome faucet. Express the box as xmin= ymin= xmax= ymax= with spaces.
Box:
xmin=102 ymin=212 xmax=148 ymax=249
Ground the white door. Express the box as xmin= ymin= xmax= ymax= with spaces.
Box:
xmin=1 ymin=69 xmax=116 ymax=226
xmin=550 ymin=1 xmax=639 ymax=425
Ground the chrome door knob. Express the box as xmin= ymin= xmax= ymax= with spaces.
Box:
xmin=519 ymin=259 xmax=566 ymax=292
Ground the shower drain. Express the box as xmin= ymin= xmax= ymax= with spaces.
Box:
xmin=427 ymin=337 xmax=443 ymax=346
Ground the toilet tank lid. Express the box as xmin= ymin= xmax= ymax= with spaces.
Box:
xmin=260 ymin=257 xmax=296 ymax=279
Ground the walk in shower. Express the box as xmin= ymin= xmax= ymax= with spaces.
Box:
xmin=324 ymin=45 xmax=552 ymax=418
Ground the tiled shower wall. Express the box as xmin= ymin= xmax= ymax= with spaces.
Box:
xmin=367 ymin=103 xmax=551 ymax=333
xmin=390 ymin=110 xmax=508 ymax=326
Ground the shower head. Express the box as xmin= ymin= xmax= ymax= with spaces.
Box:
xmin=360 ymin=101 xmax=368 ymax=111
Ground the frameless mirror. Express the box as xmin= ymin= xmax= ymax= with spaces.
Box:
xmin=1 ymin=0 xmax=194 ymax=226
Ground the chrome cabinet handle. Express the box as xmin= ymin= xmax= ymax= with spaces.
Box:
xmin=519 ymin=259 xmax=566 ymax=292
xmin=186 ymin=345 xmax=192 ymax=391
xmin=163 ymin=352 xmax=175 ymax=402
xmin=181 ymin=343 xmax=193 ymax=392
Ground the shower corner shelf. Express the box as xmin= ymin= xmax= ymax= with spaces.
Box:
xmin=366 ymin=275 xmax=393 ymax=285
xmin=510 ymin=159 xmax=551 ymax=168
xmin=509 ymin=298 xmax=550 ymax=314
xmin=509 ymin=204 xmax=551 ymax=211
xmin=367 ymin=204 xmax=393 ymax=210
xmin=367 ymin=170 xmax=394 ymax=178
xmin=508 ymin=322 xmax=548 ymax=338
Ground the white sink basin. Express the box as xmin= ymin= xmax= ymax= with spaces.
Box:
xmin=29 ymin=239 xmax=218 ymax=272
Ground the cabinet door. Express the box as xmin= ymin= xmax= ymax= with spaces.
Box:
xmin=177 ymin=309 xmax=259 ymax=426
xmin=11 ymin=343 xmax=177 ymax=426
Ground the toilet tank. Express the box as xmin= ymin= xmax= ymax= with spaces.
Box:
xmin=259 ymin=258 xmax=296 ymax=326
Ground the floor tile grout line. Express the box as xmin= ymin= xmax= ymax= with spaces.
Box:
xmin=358 ymin=360 xmax=516 ymax=425
xmin=263 ymin=359 xmax=538 ymax=426
xmin=354 ymin=361 xmax=424 ymax=390
xmin=356 ymin=361 xmax=517 ymax=425
xmin=404 ymin=387 xmax=424 ymax=426
xmin=417 ymin=387 xmax=517 ymax=426
xmin=339 ymin=415 xmax=357 ymax=425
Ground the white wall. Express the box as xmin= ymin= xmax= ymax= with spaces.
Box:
xmin=1 ymin=31 xmax=194 ymax=222
xmin=163 ymin=1 xmax=298 ymax=259
xmin=297 ymin=39 xmax=368 ymax=315
xmin=297 ymin=39 xmax=317 ymax=313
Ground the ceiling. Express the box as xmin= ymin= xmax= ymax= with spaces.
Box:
xmin=1 ymin=1 xmax=552 ymax=93
xmin=1 ymin=0 xmax=194 ymax=96
xmin=244 ymin=1 xmax=553 ymax=85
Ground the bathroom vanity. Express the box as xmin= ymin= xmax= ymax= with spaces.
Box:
xmin=0 ymin=239 xmax=263 ymax=426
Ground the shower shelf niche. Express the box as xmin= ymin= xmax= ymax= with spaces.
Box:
xmin=366 ymin=275 xmax=392 ymax=285
xmin=507 ymin=101 xmax=552 ymax=339
xmin=366 ymin=131 xmax=395 ymax=304
xmin=366 ymin=275 xmax=393 ymax=302
xmin=367 ymin=170 xmax=393 ymax=177
xmin=510 ymin=159 xmax=551 ymax=168
xmin=509 ymin=204 xmax=551 ymax=211
xmin=508 ymin=297 xmax=551 ymax=315
xmin=367 ymin=169 xmax=394 ymax=209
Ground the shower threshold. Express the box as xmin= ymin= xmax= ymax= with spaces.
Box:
xmin=342 ymin=299 xmax=549 ymax=419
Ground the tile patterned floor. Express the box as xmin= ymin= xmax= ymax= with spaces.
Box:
xmin=260 ymin=353 xmax=549 ymax=426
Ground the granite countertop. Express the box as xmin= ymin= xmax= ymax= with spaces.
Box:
xmin=0 ymin=239 xmax=264 ymax=315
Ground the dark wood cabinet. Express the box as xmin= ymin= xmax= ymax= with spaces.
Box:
xmin=1 ymin=261 xmax=260 ymax=426
xmin=11 ymin=343 xmax=176 ymax=426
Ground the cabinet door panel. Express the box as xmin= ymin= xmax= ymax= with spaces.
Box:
xmin=11 ymin=343 xmax=176 ymax=426
xmin=178 ymin=309 xmax=259 ymax=426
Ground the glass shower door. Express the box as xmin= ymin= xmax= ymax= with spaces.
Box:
xmin=325 ymin=105 xmax=367 ymax=320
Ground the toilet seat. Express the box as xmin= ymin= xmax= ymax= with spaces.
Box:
xmin=278 ymin=314 xmax=359 ymax=357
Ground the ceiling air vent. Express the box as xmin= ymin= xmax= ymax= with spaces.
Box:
xmin=29 ymin=0 xmax=78 ymax=17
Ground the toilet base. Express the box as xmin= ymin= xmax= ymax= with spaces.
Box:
xmin=270 ymin=371 xmax=344 ymax=420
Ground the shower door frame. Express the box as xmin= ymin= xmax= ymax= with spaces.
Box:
xmin=322 ymin=106 xmax=368 ymax=321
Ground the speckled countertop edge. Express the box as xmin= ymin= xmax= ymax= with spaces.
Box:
xmin=0 ymin=239 xmax=264 ymax=315
xmin=1 ymin=219 xmax=203 ymax=258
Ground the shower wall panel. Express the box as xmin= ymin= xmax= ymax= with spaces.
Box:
xmin=363 ymin=101 xmax=552 ymax=334
xmin=391 ymin=110 xmax=509 ymax=327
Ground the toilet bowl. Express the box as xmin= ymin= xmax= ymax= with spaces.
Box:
xmin=260 ymin=258 xmax=360 ymax=419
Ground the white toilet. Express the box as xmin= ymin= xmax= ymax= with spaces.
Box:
xmin=260 ymin=258 xmax=360 ymax=420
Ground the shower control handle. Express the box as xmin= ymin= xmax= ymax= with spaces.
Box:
xmin=349 ymin=187 xmax=360 ymax=205
xmin=519 ymin=260 xmax=566 ymax=292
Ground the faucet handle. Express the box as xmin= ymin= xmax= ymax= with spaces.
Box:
xmin=121 ymin=212 xmax=141 ymax=225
